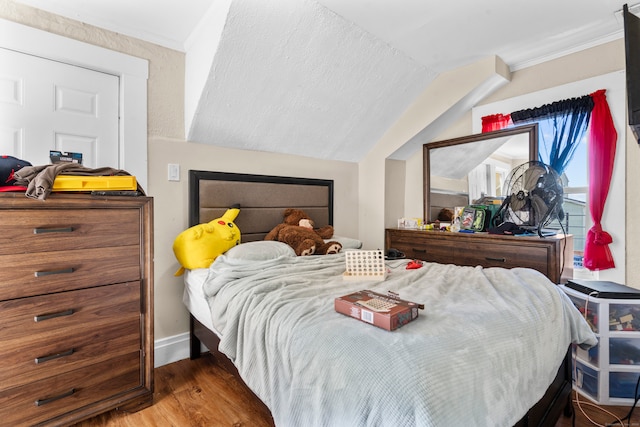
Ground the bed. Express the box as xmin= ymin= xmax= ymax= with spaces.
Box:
xmin=182 ymin=170 xmax=597 ymax=427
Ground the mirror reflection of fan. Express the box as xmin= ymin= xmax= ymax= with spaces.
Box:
xmin=494 ymin=161 xmax=564 ymax=237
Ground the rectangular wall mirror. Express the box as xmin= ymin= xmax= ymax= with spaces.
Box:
xmin=423 ymin=124 xmax=538 ymax=222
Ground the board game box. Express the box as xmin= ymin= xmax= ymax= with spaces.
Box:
xmin=334 ymin=289 xmax=422 ymax=331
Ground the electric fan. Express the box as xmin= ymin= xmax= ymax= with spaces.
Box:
xmin=494 ymin=161 xmax=565 ymax=237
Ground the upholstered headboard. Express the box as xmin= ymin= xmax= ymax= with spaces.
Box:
xmin=189 ymin=170 xmax=334 ymax=242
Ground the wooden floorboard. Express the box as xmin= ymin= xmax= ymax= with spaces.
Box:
xmin=73 ymin=352 xmax=274 ymax=427
xmin=73 ymin=352 xmax=639 ymax=427
xmin=555 ymin=392 xmax=638 ymax=427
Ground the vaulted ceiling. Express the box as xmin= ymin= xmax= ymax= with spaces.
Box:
xmin=12 ymin=0 xmax=635 ymax=162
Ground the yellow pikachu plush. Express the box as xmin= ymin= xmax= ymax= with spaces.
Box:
xmin=173 ymin=206 xmax=241 ymax=276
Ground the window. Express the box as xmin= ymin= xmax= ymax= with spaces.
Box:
xmin=537 ymin=117 xmax=588 ymax=254
xmin=472 ymin=71 xmax=625 ymax=283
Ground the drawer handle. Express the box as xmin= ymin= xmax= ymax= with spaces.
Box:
xmin=412 ymin=248 xmax=427 ymax=253
xmin=35 ymin=388 xmax=75 ymax=407
xmin=35 ymin=348 xmax=75 ymax=364
xmin=34 ymin=267 xmax=74 ymax=277
xmin=33 ymin=227 xmax=74 ymax=234
xmin=485 ymin=257 xmax=506 ymax=262
xmin=34 ymin=309 xmax=75 ymax=322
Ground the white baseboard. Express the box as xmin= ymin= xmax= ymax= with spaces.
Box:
xmin=154 ymin=332 xmax=209 ymax=368
xmin=154 ymin=332 xmax=190 ymax=368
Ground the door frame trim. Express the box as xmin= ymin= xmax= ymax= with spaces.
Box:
xmin=0 ymin=18 xmax=149 ymax=190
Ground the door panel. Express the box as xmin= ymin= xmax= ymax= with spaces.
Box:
xmin=0 ymin=48 xmax=119 ymax=168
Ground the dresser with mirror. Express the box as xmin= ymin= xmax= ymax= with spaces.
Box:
xmin=386 ymin=124 xmax=574 ymax=284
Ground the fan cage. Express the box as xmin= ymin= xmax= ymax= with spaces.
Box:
xmin=493 ymin=161 xmax=565 ymax=237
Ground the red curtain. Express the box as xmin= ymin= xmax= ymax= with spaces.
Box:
xmin=583 ymin=89 xmax=617 ymax=270
xmin=481 ymin=113 xmax=511 ymax=132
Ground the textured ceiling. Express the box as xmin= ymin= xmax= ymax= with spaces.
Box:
xmin=186 ymin=0 xmax=436 ymax=162
xmin=11 ymin=0 xmax=214 ymax=51
xmin=11 ymin=0 xmax=636 ymax=162
xmin=12 ymin=0 xmax=632 ymax=68
xmin=317 ymin=0 xmax=632 ymax=72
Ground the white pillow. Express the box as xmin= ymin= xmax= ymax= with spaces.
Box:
xmin=326 ymin=235 xmax=363 ymax=249
xmin=224 ymin=240 xmax=296 ymax=261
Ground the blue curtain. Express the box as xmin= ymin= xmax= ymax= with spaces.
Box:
xmin=510 ymin=95 xmax=594 ymax=175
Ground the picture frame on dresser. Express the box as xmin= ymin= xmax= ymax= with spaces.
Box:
xmin=460 ymin=207 xmax=476 ymax=230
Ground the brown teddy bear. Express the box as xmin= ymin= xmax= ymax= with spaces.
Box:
xmin=264 ymin=208 xmax=342 ymax=256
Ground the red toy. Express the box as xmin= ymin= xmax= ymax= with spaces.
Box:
xmin=406 ymin=260 xmax=423 ymax=270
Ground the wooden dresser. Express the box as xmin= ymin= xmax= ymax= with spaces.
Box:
xmin=0 ymin=193 xmax=154 ymax=426
xmin=385 ymin=228 xmax=573 ymax=284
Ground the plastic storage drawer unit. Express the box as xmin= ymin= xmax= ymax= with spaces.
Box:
xmin=562 ymin=284 xmax=640 ymax=406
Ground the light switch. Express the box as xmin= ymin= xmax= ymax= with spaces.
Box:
xmin=168 ymin=163 xmax=180 ymax=181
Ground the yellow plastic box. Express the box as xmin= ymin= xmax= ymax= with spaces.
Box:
xmin=52 ymin=175 xmax=137 ymax=191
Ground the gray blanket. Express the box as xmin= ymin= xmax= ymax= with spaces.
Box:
xmin=204 ymin=252 xmax=596 ymax=427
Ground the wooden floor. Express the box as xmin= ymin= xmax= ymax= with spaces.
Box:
xmin=556 ymin=393 xmax=638 ymax=427
xmin=74 ymin=352 xmax=274 ymax=427
xmin=74 ymin=352 xmax=637 ymax=427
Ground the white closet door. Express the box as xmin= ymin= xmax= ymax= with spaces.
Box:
xmin=0 ymin=47 xmax=119 ymax=168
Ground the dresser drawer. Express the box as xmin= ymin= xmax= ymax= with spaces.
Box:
xmin=0 ymin=351 xmax=142 ymax=427
xmin=386 ymin=228 xmax=570 ymax=283
xmin=0 ymin=208 xmax=141 ymax=255
xmin=394 ymin=241 xmax=454 ymax=264
xmin=453 ymin=242 xmax=549 ymax=274
xmin=0 ymin=281 xmax=141 ymax=391
xmin=0 ymin=245 xmax=140 ymax=300
xmin=387 ymin=233 xmax=454 ymax=264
